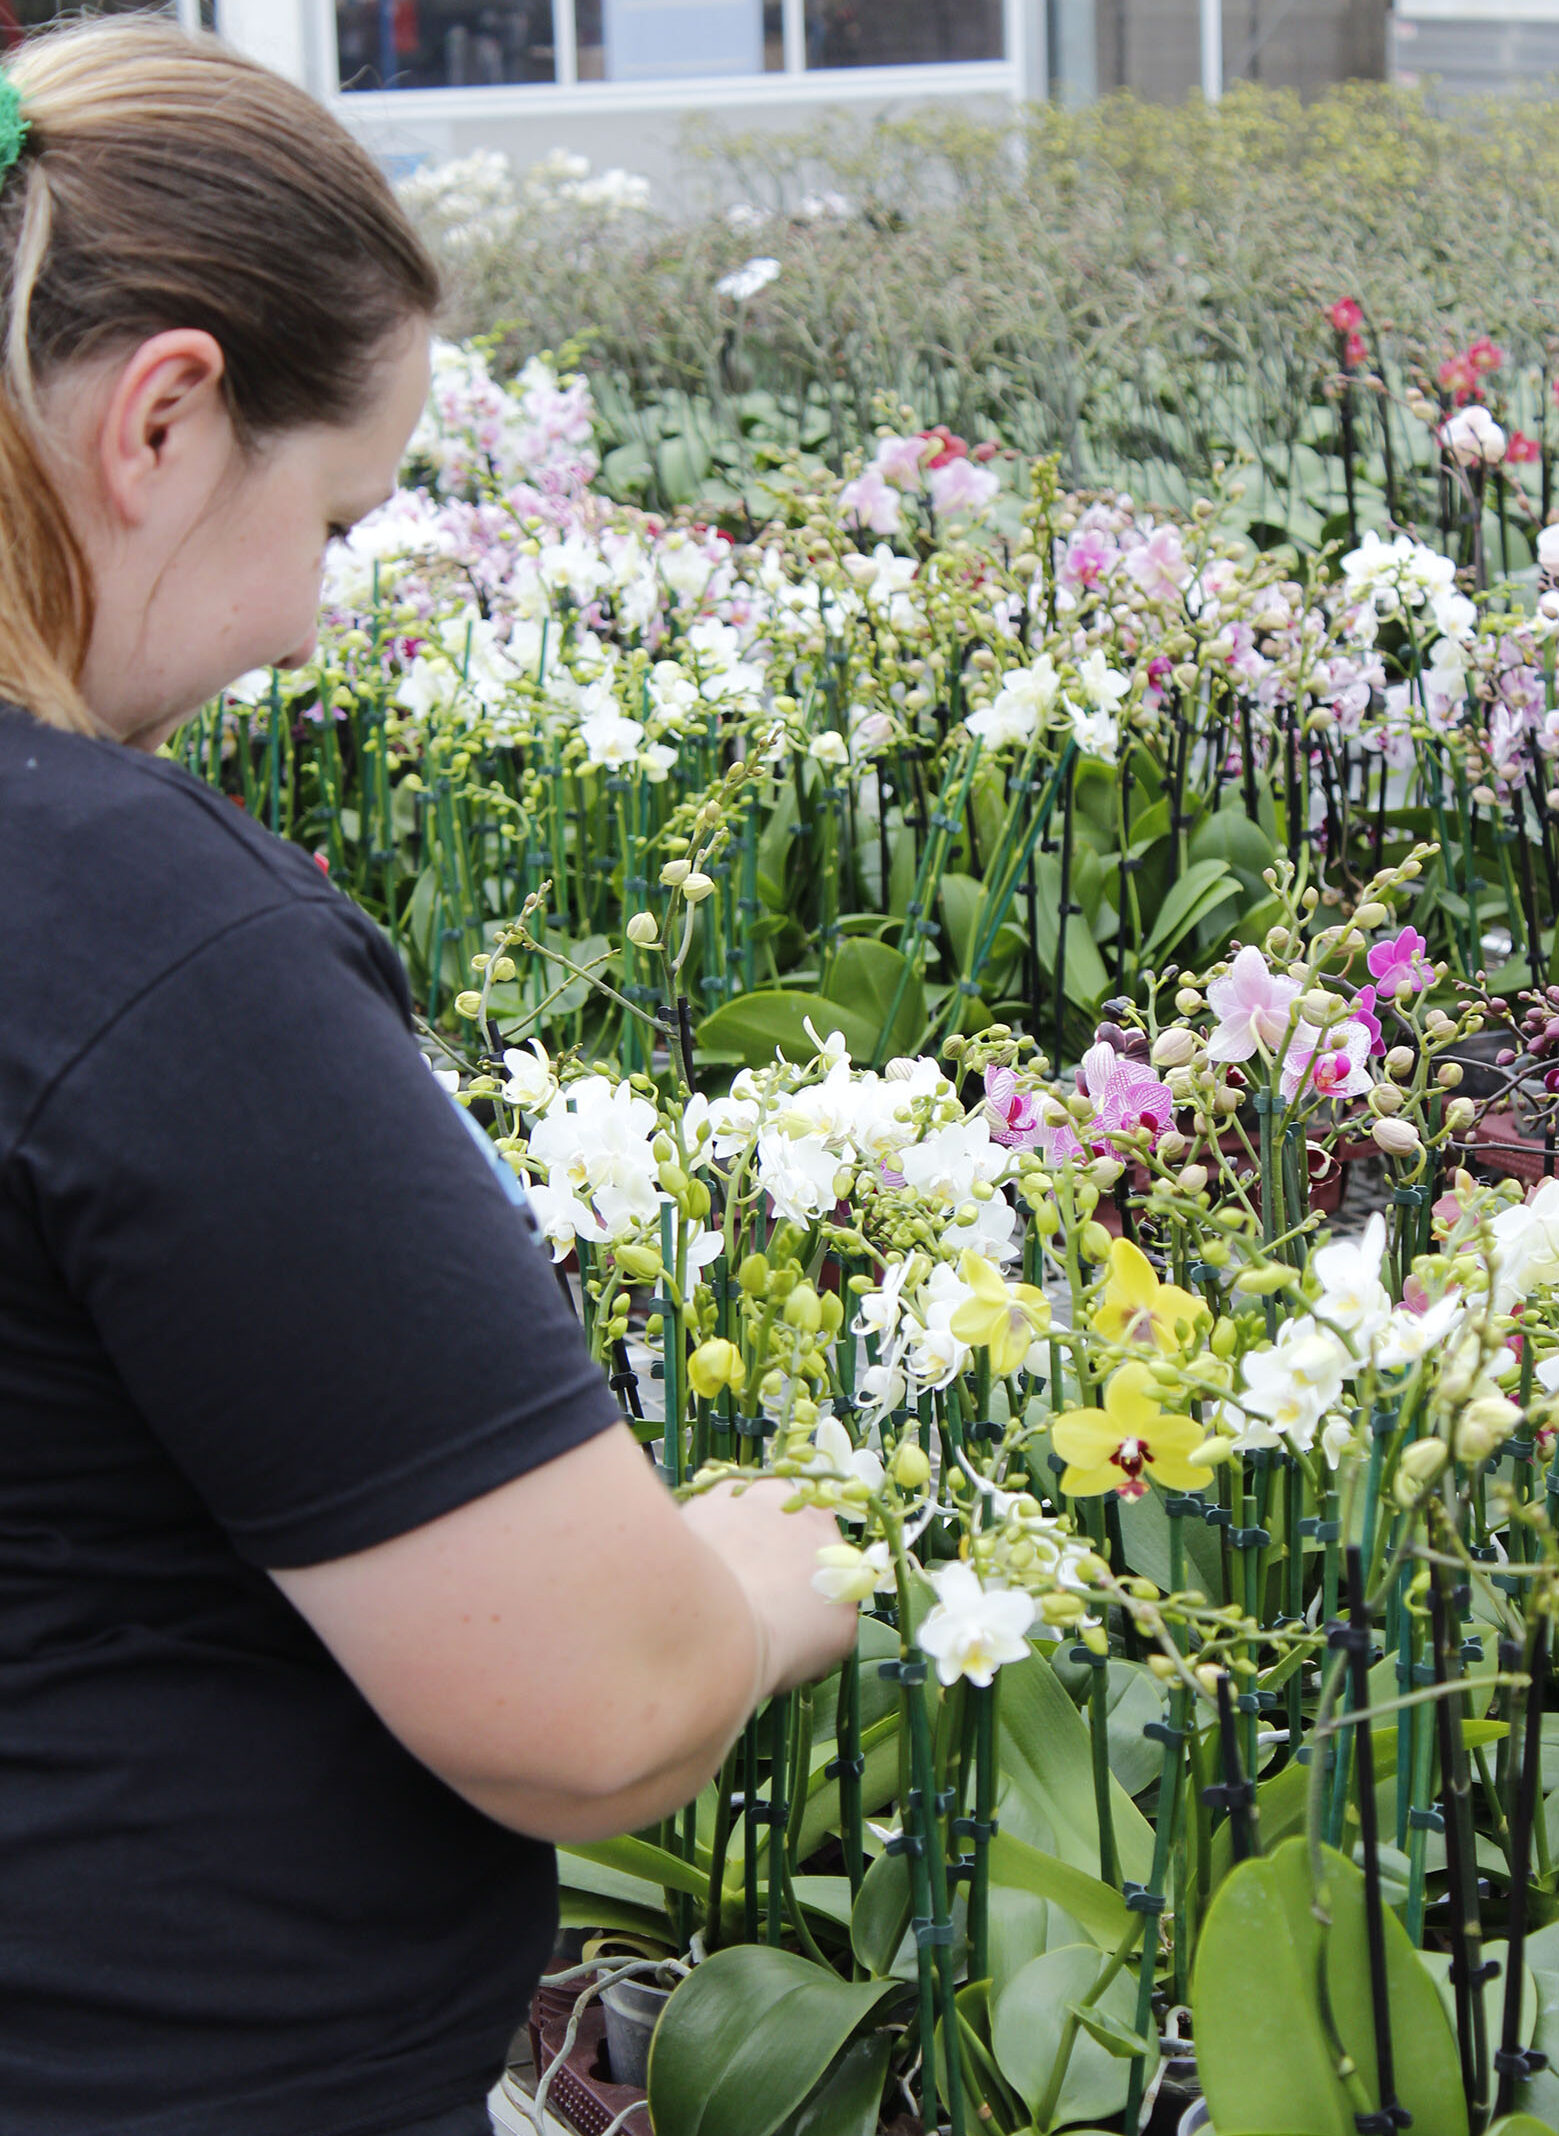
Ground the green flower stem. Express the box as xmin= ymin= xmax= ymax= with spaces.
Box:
xmin=742 ymin=1717 xmax=761 ymax=1944
xmin=660 ymin=1204 xmax=685 ymax=1487
xmin=1124 ymin=1683 xmax=1191 ymax=2135
xmin=702 ymin=1741 xmax=742 ymax=1953
xmin=835 ymin=1646 xmax=866 ymax=1898
xmin=1031 ymin=1916 xmax=1145 ymax=2136
xmin=766 ymin=1695 xmax=788 ymax=1949
xmin=1088 ymin=1650 xmax=1119 ymax=1889
xmin=784 ymin=1683 xmax=813 ymax=1876
xmin=969 ymin=1678 xmax=998 ymax=1987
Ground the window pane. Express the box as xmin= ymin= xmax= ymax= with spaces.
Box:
xmin=0 ymin=0 xmax=185 ymax=45
xmin=804 ymin=0 xmax=1004 ymax=67
xmin=336 ymin=1 xmax=557 ymax=89
xmin=575 ymin=0 xmax=774 ymax=80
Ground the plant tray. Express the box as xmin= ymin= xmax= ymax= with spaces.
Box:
xmin=528 ymin=1989 xmax=652 ymax=2136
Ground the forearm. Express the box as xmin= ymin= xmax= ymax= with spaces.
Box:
xmin=447 ymin=1700 xmax=752 ymax=1844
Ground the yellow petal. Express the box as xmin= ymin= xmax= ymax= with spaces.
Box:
xmin=950 ymin=1297 xmax=1001 ymax=1346
xmin=1060 ymin=1460 xmax=1120 ymax=1498
xmin=1156 ymin=1283 xmax=1209 ymax=1336
xmin=958 ymin=1249 xmax=1007 ymax=1303
xmin=1101 ymin=1359 xmax=1164 ymax=1435
xmin=1051 ymin=1407 xmax=1119 ymax=1465
xmin=1146 ymin=1446 xmax=1217 ymax=1491
xmin=1106 ymin=1236 xmax=1158 ymax=1312
xmin=988 ymin=1315 xmax=1034 ymax=1378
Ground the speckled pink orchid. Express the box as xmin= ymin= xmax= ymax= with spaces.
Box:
xmin=1078 ymin=1041 xmax=1174 ymax=1149
xmin=983 ymin=1065 xmax=1043 ymax=1149
xmin=1279 ymin=1018 xmax=1374 ymax=1103
xmin=1205 ymin=946 xmax=1302 ymax=1062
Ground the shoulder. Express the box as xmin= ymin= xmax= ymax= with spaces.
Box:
xmin=0 ymin=709 xmax=409 ymax=1146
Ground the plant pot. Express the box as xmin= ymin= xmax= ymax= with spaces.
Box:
xmin=1177 ymin=2099 xmax=1213 ymax=2136
xmin=599 ymin=1978 xmax=672 ymax=2091
xmin=525 ymin=1986 xmax=652 ymax=2136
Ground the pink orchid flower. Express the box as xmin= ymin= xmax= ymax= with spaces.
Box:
xmin=1205 ymin=945 xmax=1302 ymax=1062
xmin=1279 ymin=1018 xmax=1373 ymax=1103
xmin=1353 ymin=982 xmax=1385 ymax=1056
xmin=1365 ymin=925 xmax=1432 ymax=1000
xmin=1079 ymin=1040 xmax=1174 ymax=1147
xmin=983 ymin=1064 xmax=1043 ymax=1148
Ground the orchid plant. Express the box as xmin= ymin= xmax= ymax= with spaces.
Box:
xmin=170 ymin=336 xmax=1559 ymax=2136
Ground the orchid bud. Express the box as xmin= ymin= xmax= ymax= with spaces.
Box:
xmin=1175 ymin=988 xmax=1204 ymax=1015
xmin=1385 ymin=1046 xmax=1415 ymax=1079
xmin=681 ymin=872 xmax=716 ymax=903
xmin=1146 ymin=1653 xmax=1180 ymax=1681
xmin=1444 ymin=1097 xmax=1477 ymax=1133
xmin=783 ymin=1284 xmax=823 ymax=1333
xmin=1398 ymin=1437 xmax=1449 ymax=1487
xmin=1081 ymin=1221 xmax=1114 ymax=1262
xmin=453 ymin=990 xmax=484 ymax=1019
xmin=1454 ymin=1396 xmax=1519 ymax=1464
xmin=1354 ymin=902 xmax=1389 ymax=929
xmin=626 ymin=911 xmax=661 ymax=947
xmin=892 ymin=1442 xmax=932 ymax=1490
xmin=1159 ymin=1132 xmax=1190 ymax=1163
xmin=1367 ymin=1084 xmax=1405 ymax=1116
xmin=1152 ymin=1027 xmax=1196 ymax=1068
xmin=1372 ymin=1117 xmax=1422 ymax=1157
xmin=1437 ymin=1062 xmax=1463 ymax=1089
xmin=688 ymin=1339 xmax=745 ymax=1400
xmin=659 ymin=859 xmax=691 ymax=888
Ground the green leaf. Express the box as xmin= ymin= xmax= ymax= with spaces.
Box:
xmin=1485 ymin=2120 xmax=1559 ymax=2136
xmin=1032 ymin=852 xmax=1111 ymax=1011
xmin=1194 ymin=1838 xmax=1467 ymax=2136
xmin=821 ymin=936 xmax=925 ymax=1060
xmin=695 ymin=988 xmax=879 ymax=1067
xmin=1068 ymin=2000 xmax=1155 ymax=2059
xmin=987 ymin=1830 xmax=1132 ymax=1950
xmin=565 ymin=1835 xmax=707 ymax=1901
xmin=1140 ymin=858 xmax=1240 ymax=966
xmin=769 ymin=2034 xmax=891 ymax=2136
xmin=940 ymin=871 xmax=984 ymax=973
xmin=1087 ymin=1661 xmax=1168 ymax=1797
xmin=647 ymin=1945 xmax=903 ymax=2136
xmin=991 ymin=1944 xmax=1140 ymax=2128
xmin=996 ymin=1648 xmax=1156 ymax=1887
xmin=790 ymin=1875 xmax=856 ymax=1932
xmin=850 ymin=1847 xmax=913 ymax=1978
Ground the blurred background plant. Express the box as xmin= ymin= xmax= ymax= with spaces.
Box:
xmin=405 ymin=87 xmax=1559 ymax=555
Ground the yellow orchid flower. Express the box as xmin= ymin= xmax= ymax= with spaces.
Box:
xmin=949 ymin=1250 xmax=1051 ymax=1378
xmin=1051 ymin=1360 xmax=1212 ymax=1502
xmin=1093 ymin=1237 xmax=1207 ymax=1354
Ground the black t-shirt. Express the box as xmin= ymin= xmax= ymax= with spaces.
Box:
xmin=0 ymin=708 xmax=621 ymax=2134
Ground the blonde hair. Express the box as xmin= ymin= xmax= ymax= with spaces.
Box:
xmin=0 ymin=19 xmax=439 ymax=733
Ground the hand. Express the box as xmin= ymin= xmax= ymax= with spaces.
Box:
xmin=681 ymin=1479 xmax=861 ymax=1698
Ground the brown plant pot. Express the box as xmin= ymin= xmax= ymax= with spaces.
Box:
xmin=1463 ymin=1111 xmax=1559 ymax=1185
xmin=528 ymin=1986 xmax=652 ymax=2136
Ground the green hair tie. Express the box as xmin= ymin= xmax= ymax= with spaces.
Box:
xmin=0 ymin=77 xmax=30 ymax=184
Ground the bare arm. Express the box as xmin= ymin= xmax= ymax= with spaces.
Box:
xmin=273 ymin=1422 xmax=855 ymax=1844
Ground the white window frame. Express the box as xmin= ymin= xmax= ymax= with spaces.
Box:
xmin=315 ymin=0 xmax=1025 ymax=114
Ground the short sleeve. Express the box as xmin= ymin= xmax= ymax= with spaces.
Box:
xmin=17 ymin=896 xmax=622 ymax=1567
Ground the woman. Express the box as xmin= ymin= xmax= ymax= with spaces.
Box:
xmin=0 ymin=21 xmax=857 ymax=2135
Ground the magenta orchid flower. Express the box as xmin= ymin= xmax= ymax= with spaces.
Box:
xmin=983 ymin=1064 xmax=1043 ymax=1149
xmin=1352 ymin=982 xmax=1385 ymax=1056
xmin=1205 ymin=945 xmax=1302 ymax=1062
xmin=1366 ymin=925 xmax=1433 ymax=1000
xmin=1279 ymin=1018 xmax=1374 ymax=1103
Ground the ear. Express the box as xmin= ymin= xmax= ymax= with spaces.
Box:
xmin=96 ymin=329 xmax=230 ymax=529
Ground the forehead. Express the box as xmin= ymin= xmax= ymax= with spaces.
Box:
xmin=308 ymin=324 xmax=432 ymax=489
